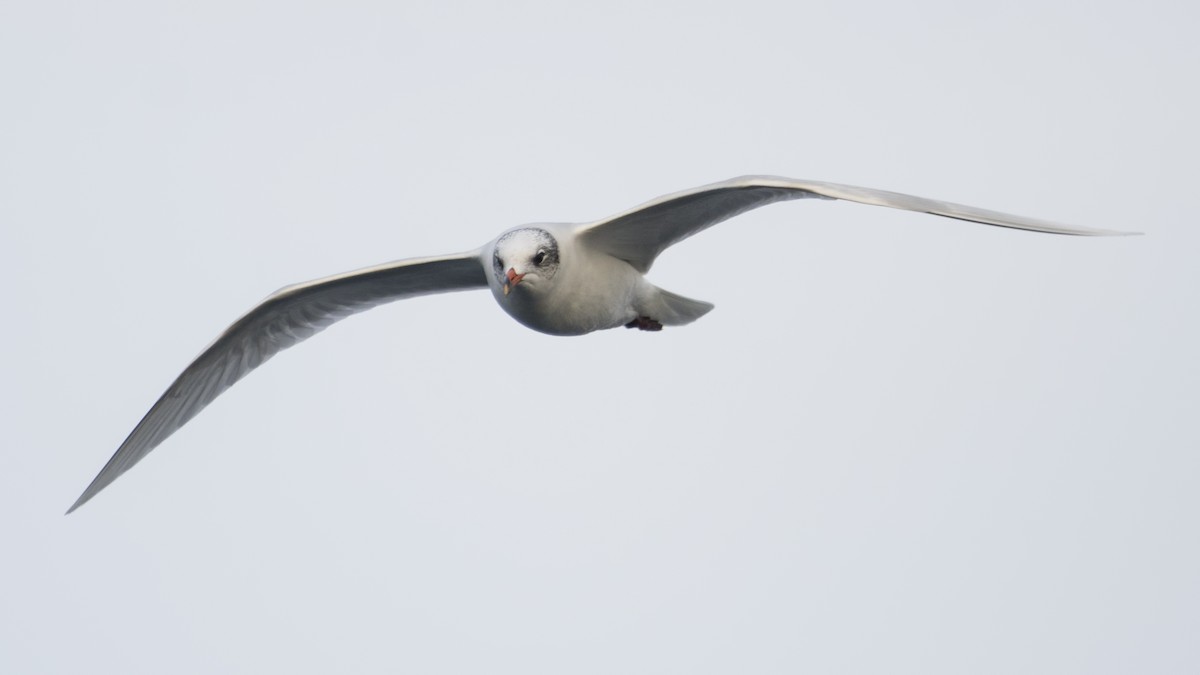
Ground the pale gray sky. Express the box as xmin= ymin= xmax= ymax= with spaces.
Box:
xmin=2 ymin=1 xmax=1197 ymax=673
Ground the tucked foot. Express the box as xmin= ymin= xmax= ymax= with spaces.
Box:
xmin=624 ymin=316 xmax=663 ymax=331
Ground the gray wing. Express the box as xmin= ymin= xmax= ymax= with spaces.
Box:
xmin=577 ymin=175 xmax=1135 ymax=273
xmin=68 ymin=251 xmax=488 ymax=513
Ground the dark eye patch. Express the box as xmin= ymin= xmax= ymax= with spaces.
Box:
xmin=533 ymin=251 xmax=546 ymax=265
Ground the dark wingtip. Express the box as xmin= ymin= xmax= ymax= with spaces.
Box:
xmin=65 ymin=496 xmax=86 ymax=515
xmin=65 ymin=485 xmax=99 ymax=515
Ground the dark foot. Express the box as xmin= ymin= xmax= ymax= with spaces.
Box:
xmin=624 ymin=316 xmax=663 ymax=331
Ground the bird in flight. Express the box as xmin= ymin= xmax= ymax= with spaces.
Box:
xmin=67 ymin=175 xmax=1133 ymax=513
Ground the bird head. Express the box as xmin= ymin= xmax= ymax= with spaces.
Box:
xmin=492 ymin=227 xmax=561 ymax=296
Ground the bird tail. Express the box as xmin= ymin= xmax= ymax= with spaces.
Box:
xmin=640 ymin=285 xmax=714 ymax=326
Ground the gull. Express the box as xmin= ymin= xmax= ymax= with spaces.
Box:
xmin=67 ymin=175 xmax=1132 ymax=512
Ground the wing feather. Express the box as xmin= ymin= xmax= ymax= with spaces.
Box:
xmin=577 ymin=175 xmax=1134 ymax=272
xmin=68 ymin=251 xmax=487 ymax=513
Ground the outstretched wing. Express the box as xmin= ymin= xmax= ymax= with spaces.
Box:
xmin=577 ymin=175 xmax=1134 ymax=273
xmin=68 ymin=251 xmax=487 ymax=513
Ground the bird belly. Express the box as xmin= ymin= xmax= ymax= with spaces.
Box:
xmin=503 ymin=283 xmax=636 ymax=335
xmin=497 ymin=258 xmax=641 ymax=335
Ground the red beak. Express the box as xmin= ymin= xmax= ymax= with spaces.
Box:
xmin=503 ymin=268 xmax=525 ymax=295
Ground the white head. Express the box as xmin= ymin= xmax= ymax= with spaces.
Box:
xmin=491 ymin=227 xmax=561 ymax=297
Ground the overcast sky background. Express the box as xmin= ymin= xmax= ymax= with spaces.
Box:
xmin=2 ymin=1 xmax=1197 ymax=673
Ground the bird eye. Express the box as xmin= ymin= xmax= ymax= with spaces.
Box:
xmin=533 ymin=251 xmax=546 ymax=265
